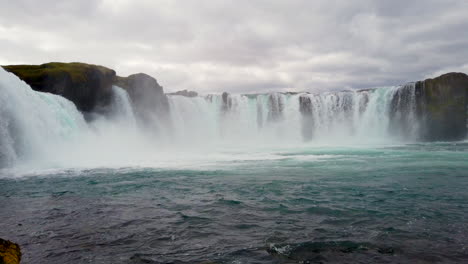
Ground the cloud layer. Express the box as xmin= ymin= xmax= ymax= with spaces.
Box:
xmin=1 ymin=0 xmax=468 ymax=93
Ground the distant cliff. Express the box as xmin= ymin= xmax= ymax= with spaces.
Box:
xmin=168 ymin=89 xmax=198 ymax=97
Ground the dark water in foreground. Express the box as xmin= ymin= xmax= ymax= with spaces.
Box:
xmin=1 ymin=142 xmax=468 ymax=263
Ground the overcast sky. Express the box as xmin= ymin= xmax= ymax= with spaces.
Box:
xmin=1 ymin=0 xmax=467 ymax=93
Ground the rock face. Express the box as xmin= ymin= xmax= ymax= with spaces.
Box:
xmin=267 ymin=93 xmax=284 ymax=122
xmin=221 ymin=92 xmax=232 ymax=112
xmin=168 ymin=89 xmax=198 ymax=97
xmin=3 ymin=62 xmax=116 ymax=112
xmin=0 ymin=238 xmax=21 ymax=264
xmin=299 ymin=95 xmax=313 ymax=141
xmin=415 ymin=72 xmax=468 ymax=141
xmin=114 ymin=73 xmax=169 ymax=125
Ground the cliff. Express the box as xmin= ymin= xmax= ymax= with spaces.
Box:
xmin=416 ymin=72 xmax=468 ymax=141
xmin=3 ymin=62 xmax=116 ymax=112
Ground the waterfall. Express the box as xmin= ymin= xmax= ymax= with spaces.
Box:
xmin=110 ymin=85 xmax=138 ymax=126
xmin=297 ymin=85 xmax=419 ymax=143
xmin=0 ymin=66 xmax=424 ymax=169
xmin=0 ymin=68 xmax=147 ymax=169
xmin=166 ymin=93 xmax=303 ymax=145
xmin=0 ymin=68 xmax=87 ymax=167
xmin=166 ymin=86 xmax=419 ymax=145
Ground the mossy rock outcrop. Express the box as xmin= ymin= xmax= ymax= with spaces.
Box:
xmin=415 ymin=72 xmax=468 ymax=141
xmin=3 ymin=62 xmax=116 ymax=112
xmin=0 ymin=238 xmax=21 ymax=264
xmin=2 ymin=63 xmax=170 ymax=119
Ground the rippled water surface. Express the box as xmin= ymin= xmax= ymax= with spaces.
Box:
xmin=1 ymin=142 xmax=468 ymax=263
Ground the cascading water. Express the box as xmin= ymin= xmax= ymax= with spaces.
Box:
xmin=165 ymin=85 xmax=419 ymax=145
xmin=297 ymin=84 xmax=420 ymax=143
xmin=0 ymin=68 xmax=151 ymax=170
xmin=0 ymin=67 xmax=422 ymax=170
xmin=0 ymin=68 xmax=87 ymax=167
xmin=166 ymin=93 xmax=303 ymax=145
xmin=109 ymin=85 xmax=138 ymax=126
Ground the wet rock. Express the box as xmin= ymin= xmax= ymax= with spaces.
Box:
xmin=267 ymin=93 xmax=284 ymax=122
xmin=0 ymin=238 xmax=21 ymax=264
xmin=299 ymin=95 xmax=312 ymax=115
xmin=221 ymin=92 xmax=232 ymax=112
xmin=299 ymin=95 xmax=313 ymax=141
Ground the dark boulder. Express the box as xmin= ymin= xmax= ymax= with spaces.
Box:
xmin=168 ymin=89 xmax=198 ymax=97
xmin=3 ymin=62 xmax=116 ymax=112
xmin=415 ymin=72 xmax=468 ymax=141
xmin=0 ymin=238 xmax=21 ymax=264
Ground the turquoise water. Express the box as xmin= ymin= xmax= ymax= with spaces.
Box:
xmin=1 ymin=142 xmax=467 ymax=263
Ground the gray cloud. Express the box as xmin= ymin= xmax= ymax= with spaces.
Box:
xmin=0 ymin=0 xmax=467 ymax=93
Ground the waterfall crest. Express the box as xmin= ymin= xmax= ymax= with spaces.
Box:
xmin=165 ymin=86 xmax=419 ymax=145
xmin=0 ymin=67 xmax=430 ymax=170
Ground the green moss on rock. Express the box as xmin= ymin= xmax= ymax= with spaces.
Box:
xmin=2 ymin=62 xmax=116 ymax=112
